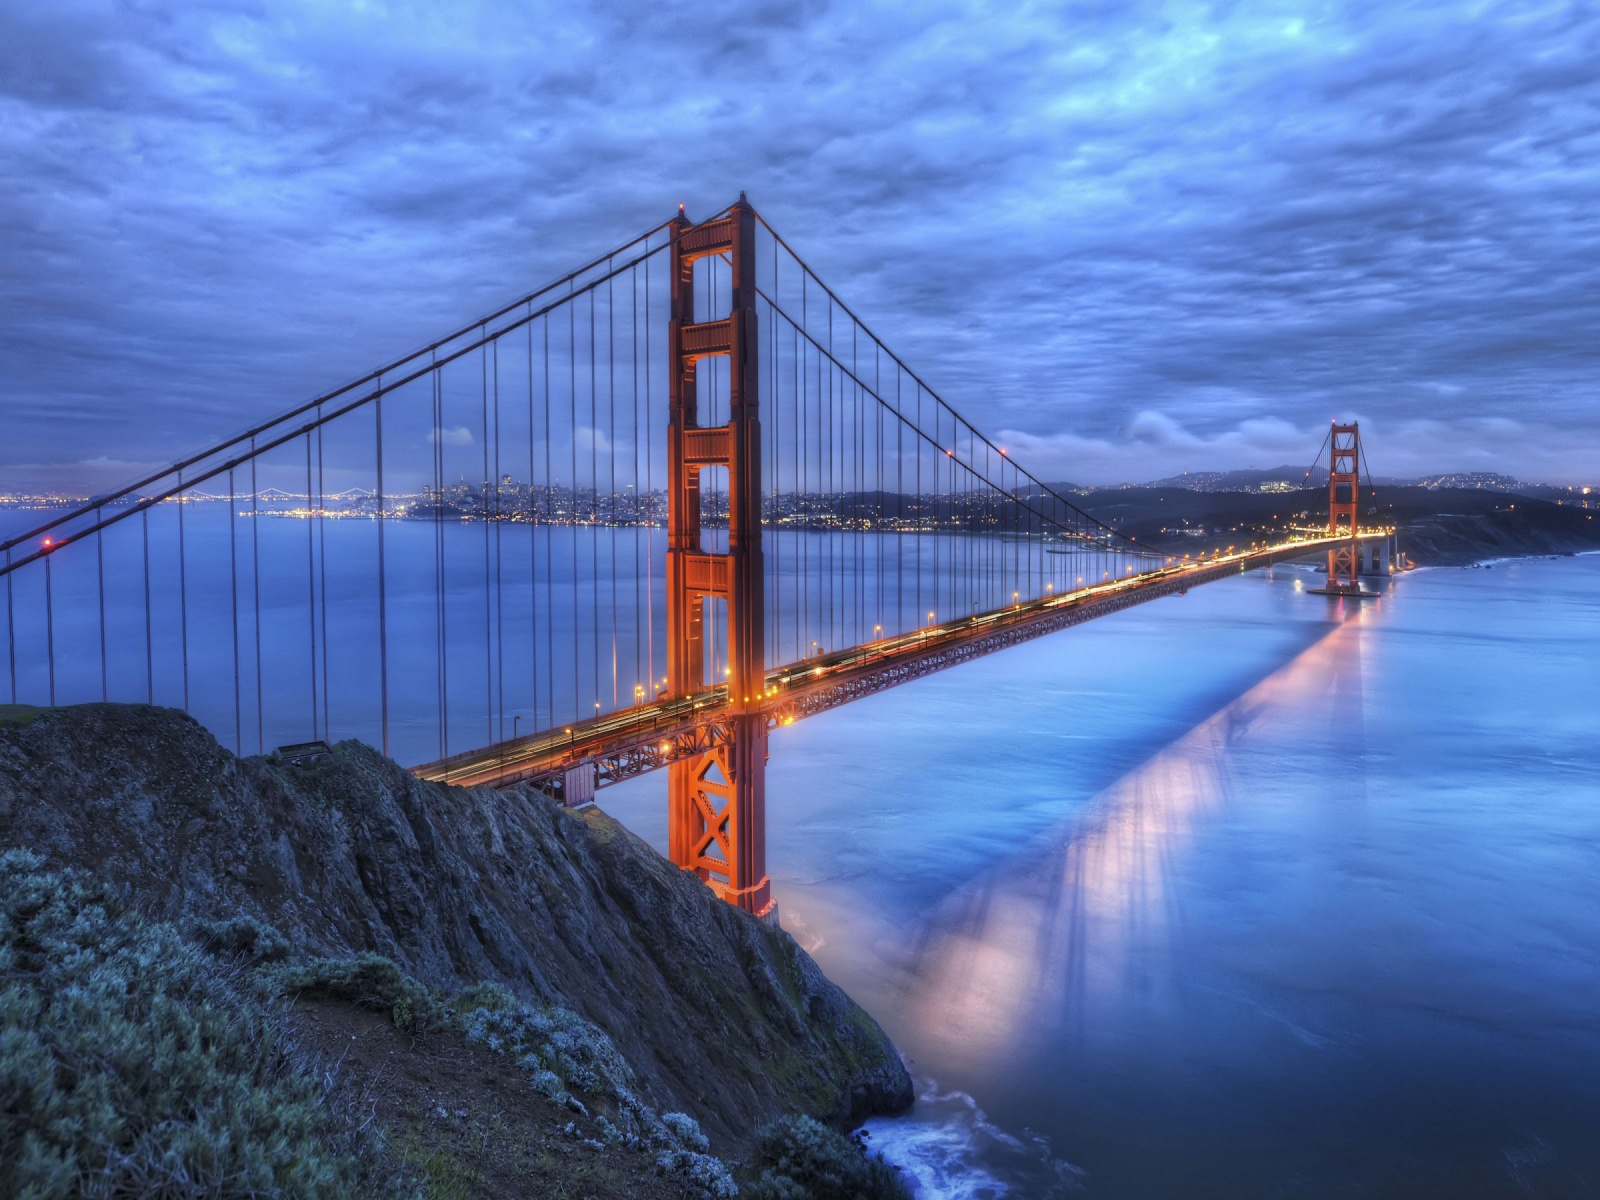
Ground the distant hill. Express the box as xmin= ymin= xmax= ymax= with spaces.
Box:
xmin=1140 ymin=465 xmax=1329 ymax=492
xmin=1100 ymin=467 xmax=1596 ymax=503
xmin=1047 ymin=466 xmax=1327 ymax=494
xmin=1409 ymin=471 xmax=1527 ymax=491
xmin=1068 ymin=484 xmax=1600 ymax=566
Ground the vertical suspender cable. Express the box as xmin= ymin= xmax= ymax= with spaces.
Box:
xmin=854 ymin=322 xmax=862 ymax=643
xmin=772 ymin=274 xmax=781 ymax=665
xmin=896 ymin=368 xmax=903 ymax=634
xmin=493 ymin=338 xmax=505 ymax=743
xmin=433 ymin=370 xmax=443 ymax=755
xmin=589 ymin=287 xmax=600 ymax=712
xmin=608 ymin=264 xmax=618 ymax=710
xmin=812 ymin=282 xmax=821 ymax=654
xmin=825 ymin=295 xmax=834 ymax=651
xmin=44 ymin=553 xmax=54 ymax=707
xmin=875 ymin=342 xmax=883 ymax=638
xmin=481 ymin=334 xmax=492 ymax=747
xmin=376 ymin=390 xmax=390 ymax=758
xmin=544 ymin=315 xmax=554 ymax=720
xmin=767 ymin=264 xmax=776 ymax=663
xmin=178 ymin=472 xmax=190 ymax=711
xmin=96 ymin=516 xmax=107 ymax=702
xmin=306 ymin=434 xmax=318 ymax=740
xmin=768 ymin=237 xmax=777 ymax=667
xmin=230 ymin=470 xmax=241 ymax=752
xmin=975 ymin=434 xmax=982 ymax=609
xmin=251 ymin=447 xmax=262 ymax=751
xmin=916 ymin=384 xmax=923 ymax=627
xmin=317 ymin=418 xmax=329 ymax=740
xmin=644 ymin=250 xmax=655 ymax=693
xmin=570 ymin=288 xmax=579 ymax=724
xmin=527 ymin=310 xmax=539 ymax=731
xmin=929 ymin=391 xmax=937 ymax=625
xmin=142 ymin=504 xmax=153 ymax=703
xmin=633 ymin=263 xmax=642 ymax=698
xmin=793 ymin=299 xmax=801 ymax=660
xmin=434 ymin=358 xmax=450 ymax=765
xmin=5 ymin=547 xmax=14 ymax=704
xmin=800 ymin=274 xmax=808 ymax=658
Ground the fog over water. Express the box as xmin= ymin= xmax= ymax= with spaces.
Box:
xmin=602 ymin=554 xmax=1600 ymax=1198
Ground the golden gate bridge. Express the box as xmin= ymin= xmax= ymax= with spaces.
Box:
xmin=0 ymin=196 xmax=1384 ymax=921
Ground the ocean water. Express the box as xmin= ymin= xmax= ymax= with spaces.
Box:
xmin=601 ymin=553 xmax=1600 ymax=1198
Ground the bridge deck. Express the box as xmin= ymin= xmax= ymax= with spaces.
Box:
xmin=412 ymin=534 xmax=1377 ymax=793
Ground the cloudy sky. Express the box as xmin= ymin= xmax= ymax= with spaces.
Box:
xmin=3 ymin=0 xmax=1597 ymax=491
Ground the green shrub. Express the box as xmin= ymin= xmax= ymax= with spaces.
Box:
xmin=270 ymin=953 xmax=446 ymax=1033
xmin=0 ymin=849 xmax=411 ymax=1200
xmin=461 ymin=1001 xmax=639 ymax=1106
xmin=458 ymin=997 xmax=739 ymax=1197
xmin=656 ymin=1146 xmax=740 ymax=1198
xmin=196 ymin=912 xmax=292 ymax=962
xmin=663 ymin=1110 xmax=711 ymax=1153
xmin=743 ymin=1115 xmax=912 ymax=1200
xmin=448 ymin=979 xmax=519 ymax=1015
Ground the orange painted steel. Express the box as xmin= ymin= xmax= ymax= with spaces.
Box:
xmin=1326 ymin=422 xmax=1362 ymax=592
xmin=663 ymin=198 xmax=771 ymax=918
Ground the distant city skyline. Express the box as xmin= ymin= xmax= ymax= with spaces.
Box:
xmin=3 ymin=464 xmax=1593 ymax=511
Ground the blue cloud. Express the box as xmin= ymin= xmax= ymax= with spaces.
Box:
xmin=1 ymin=0 xmax=1596 ymax=488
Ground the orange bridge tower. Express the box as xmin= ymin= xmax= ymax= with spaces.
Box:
xmin=665 ymin=197 xmax=772 ymax=920
xmin=1325 ymin=421 xmax=1363 ymax=593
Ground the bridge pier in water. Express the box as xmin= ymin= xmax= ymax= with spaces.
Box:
xmin=665 ymin=197 xmax=773 ymax=920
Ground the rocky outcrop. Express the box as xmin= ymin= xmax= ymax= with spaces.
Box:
xmin=0 ymin=703 xmax=911 ymax=1150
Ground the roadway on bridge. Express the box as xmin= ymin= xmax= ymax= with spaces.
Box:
xmin=414 ymin=534 xmax=1374 ymax=792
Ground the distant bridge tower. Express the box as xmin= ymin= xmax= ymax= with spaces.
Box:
xmin=1325 ymin=421 xmax=1362 ymax=593
xmin=665 ymin=197 xmax=772 ymax=919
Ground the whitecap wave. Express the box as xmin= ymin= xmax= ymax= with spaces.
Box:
xmin=862 ymin=1077 xmax=1085 ymax=1199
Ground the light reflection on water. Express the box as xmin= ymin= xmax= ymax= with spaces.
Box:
xmin=601 ymin=556 xmax=1600 ymax=1198
xmin=897 ymin=610 xmax=1365 ymax=1076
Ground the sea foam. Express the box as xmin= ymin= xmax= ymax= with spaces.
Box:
xmin=862 ymin=1076 xmax=1085 ymax=1199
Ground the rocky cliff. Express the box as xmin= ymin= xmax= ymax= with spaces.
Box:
xmin=0 ymin=703 xmax=910 ymax=1151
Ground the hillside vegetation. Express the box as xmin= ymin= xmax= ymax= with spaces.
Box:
xmin=0 ymin=704 xmax=913 ymax=1198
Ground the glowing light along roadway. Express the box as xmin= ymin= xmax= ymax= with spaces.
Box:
xmin=413 ymin=533 xmax=1378 ymax=792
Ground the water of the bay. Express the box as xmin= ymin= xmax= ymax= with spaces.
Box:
xmin=601 ymin=553 xmax=1600 ymax=1198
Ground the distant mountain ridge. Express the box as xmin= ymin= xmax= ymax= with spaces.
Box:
xmin=1141 ymin=465 xmax=1328 ymax=492
xmin=1050 ymin=467 xmax=1594 ymax=499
